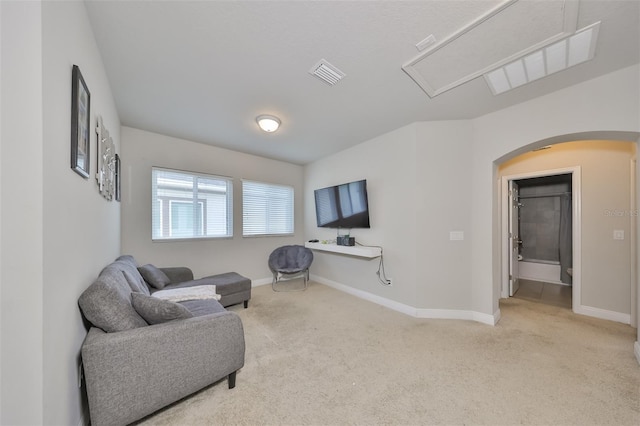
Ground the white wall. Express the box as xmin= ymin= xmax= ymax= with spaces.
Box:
xmin=41 ymin=2 xmax=122 ymax=424
xmin=0 ymin=1 xmax=121 ymax=424
xmin=472 ymin=64 xmax=640 ymax=319
xmin=499 ymin=141 xmax=636 ymax=316
xmin=415 ymin=121 xmax=474 ymax=310
xmin=0 ymin=2 xmax=44 ymax=424
xmin=304 ymin=120 xmax=474 ymax=313
xmin=305 ymin=123 xmax=418 ymax=306
xmin=121 ymin=127 xmax=304 ymax=281
xmin=304 ymin=65 xmax=639 ymax=330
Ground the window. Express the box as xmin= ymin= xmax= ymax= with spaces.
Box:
xmin=152 ymin=167 xmax=232 ymax=240
xmin=243 ymin=180 xmax=294 ymax=236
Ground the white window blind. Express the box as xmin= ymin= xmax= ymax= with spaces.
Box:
xmin=152 ymin=167 xmax=233 ymax=240
xmin=243 ymin=180 xmax=294 ymax=236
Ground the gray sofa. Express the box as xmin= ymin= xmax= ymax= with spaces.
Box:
xmin=78 ymin=255 xmax=248 ymax=426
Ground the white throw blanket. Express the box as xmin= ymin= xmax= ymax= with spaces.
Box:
xmin=152 ymin=285 xmax=220 ymax=302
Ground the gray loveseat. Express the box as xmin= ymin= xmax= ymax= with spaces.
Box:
xmin=78 ymin=255 xmax=248 ymax=426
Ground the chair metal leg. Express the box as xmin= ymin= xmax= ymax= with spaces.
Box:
xmin=272 ymin=271 xmax=309 ymax=292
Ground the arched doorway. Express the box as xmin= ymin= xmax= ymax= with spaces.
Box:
xmin=494 ymin=136 xmax=638 ymax=327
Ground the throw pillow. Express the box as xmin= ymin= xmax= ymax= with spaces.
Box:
xmin=122 ymin=270 xmax=150 ymax=296
xmin=131 ymin=292 xmax=193 ymax=325
xmin=138 ymin=264 xmax=171 ymax=289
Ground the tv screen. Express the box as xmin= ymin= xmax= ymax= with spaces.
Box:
xmin=314 ymin=179 xmax=371 ymax=228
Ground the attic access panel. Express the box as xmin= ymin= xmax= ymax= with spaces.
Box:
xmin=402 ymin=0 xmax=579 ymax=97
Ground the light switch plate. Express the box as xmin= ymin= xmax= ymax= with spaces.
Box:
xmin=613 ymin=230 xmax=624 ymax=240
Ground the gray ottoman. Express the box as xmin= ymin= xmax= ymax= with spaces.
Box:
xmin=204 ymin=272 xmax=252 ymax=308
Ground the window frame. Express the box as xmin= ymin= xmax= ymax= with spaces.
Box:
xmin=151 ymin=167 xmax=233 ymax=241
xmin=242 ymin=179 xmax=295 ymax=237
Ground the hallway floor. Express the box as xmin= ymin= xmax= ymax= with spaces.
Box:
xmin=513 ymin=279 xmax=572 ymax=309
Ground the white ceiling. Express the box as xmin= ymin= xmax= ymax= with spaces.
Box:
xmin=84 ymin=0 xmax=640 ymax=165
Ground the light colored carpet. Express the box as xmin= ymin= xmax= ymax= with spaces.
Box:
xmin=138 ymin=281 xmax=640 ymax=425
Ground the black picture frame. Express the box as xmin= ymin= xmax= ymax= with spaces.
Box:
xmin=115 ymin=153 xmax=121 ymax=202
xmin=71 ymin=65 xmax=90 ymax=178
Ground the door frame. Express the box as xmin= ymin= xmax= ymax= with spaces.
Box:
xmin=500 ymin=166 xmax=582 ymax=313
xmin=508 ymin=180 xmax=520 ymax=297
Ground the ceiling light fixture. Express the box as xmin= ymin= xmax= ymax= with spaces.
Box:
xmin=484 ymin=21 xmax=601 ymax=95
xmin=256 ymin=115 xmax=281 ymax=133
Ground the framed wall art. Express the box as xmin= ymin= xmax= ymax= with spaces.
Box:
xmin=115 ymin=153 xmax=121 ymax=202
xmin=96 ymin=116 xmax=116 ymax=200
xmin=70 ymin=65 xmax=91 ymax=178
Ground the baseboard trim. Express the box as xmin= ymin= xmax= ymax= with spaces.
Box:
xmin=574 ymin=304 xmax=631 ymax=324
xmin=312 ymin=275 xmax=418 ymax=316
xmin=251 ymin=277 xmax=272 ymax=287
xmin=635 ymin=341 xmax=640 ymax=365
xmin=415 ymin=308 xmax=499 ymax=326
xmin=311 ymin=274 xmax=499 ymax=326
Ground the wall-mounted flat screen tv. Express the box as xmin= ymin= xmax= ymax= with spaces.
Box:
xmin=314 ymin=179 xmax=371 ymax=228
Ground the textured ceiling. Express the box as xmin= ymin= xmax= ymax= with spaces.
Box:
xmin=84 ymin=0 xmax=640 ymax=165
xmin=403 ymin=0 xmax=577 ymax=96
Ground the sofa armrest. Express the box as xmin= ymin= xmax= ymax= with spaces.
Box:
xmin=81 ymin=311 xmax=245 ymax=426
xmin=160 ymin=266 xmax=194 ymax=284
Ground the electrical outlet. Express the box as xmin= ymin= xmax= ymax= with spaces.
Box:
xmin=387 ymin=278 xmax=393 ymax=286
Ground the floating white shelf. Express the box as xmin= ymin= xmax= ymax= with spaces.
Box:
xmin=305 ymin=242 xmax=381 ymax=258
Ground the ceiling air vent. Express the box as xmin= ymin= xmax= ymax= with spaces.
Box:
xmin=309 ymin=59 xmax=345 ymax=86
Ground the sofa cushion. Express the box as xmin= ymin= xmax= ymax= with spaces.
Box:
xmin=199 ymin=272 xmax=251 ymax=296
xmin=78 ymin=264 xmax=148 ymax=332
xmin=163 ymin=273 xmax=250 ymax=296
xmin=122 ymin=270 xmax=151 ymax=296
xmin=179 ymin=299 xmax=227 ymax=317
xmin=114 ymin=256 xmax=150 ymax=294
xmin=131 ymin=292 xmax=193 ymax=324
xmin=158 ymin=266 xmax=194 ymax=284
xmin=138 ymin=264 xmax=171 ymax=289
xmin=115 ymin=254 xmax=138 ymax=268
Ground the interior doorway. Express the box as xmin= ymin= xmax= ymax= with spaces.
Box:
xmin=501 ymin=166 xmax=581 ymax=313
